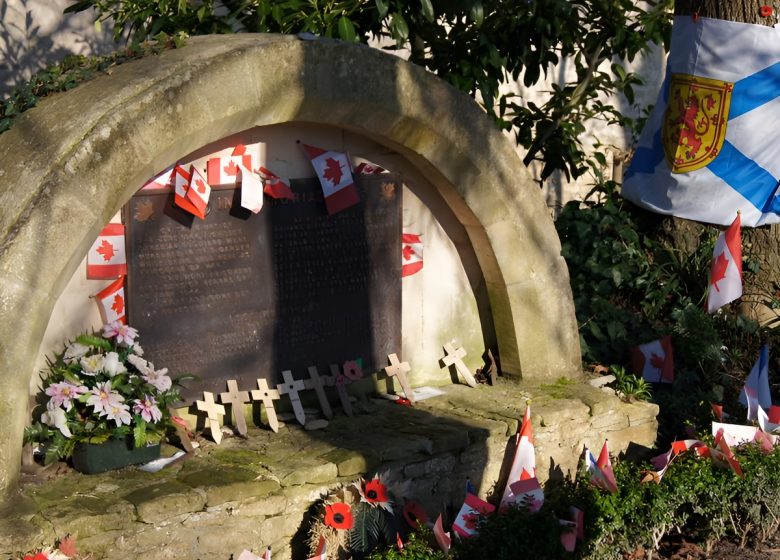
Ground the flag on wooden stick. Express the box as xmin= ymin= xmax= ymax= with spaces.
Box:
xmin=239 ymin=164 xmax=265 ymax=214
xmin=207 ymin=143 xmax=258 ymax=186
xmin=257 ymin=166 xmax=295 ymax=200
xmin=95 ymin=276 xmax=126 ymax=324
xmin=707 ymin=213 xmax=742 ymax=313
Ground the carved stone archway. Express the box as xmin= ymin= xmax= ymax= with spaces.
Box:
xmin=0 ymin=34 xmax=580 ymax=498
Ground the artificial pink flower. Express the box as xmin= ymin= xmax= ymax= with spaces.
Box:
xmin=87 ymin=382 xmax=125 ymax=415
xmin=45 ymin=381 xmax=87 ymax=411
xmin=133 ymin=396 xmax=162 ymax=423
xmin=105 ymin=402 xmax=132 ymax=426
xmin=102 ymin=321 xmax=139 ymax=346
xmin=142 ymin=366 xmax=172 ymax=392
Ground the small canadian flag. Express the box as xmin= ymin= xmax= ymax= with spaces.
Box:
xmin=95 ymin=276 xmax=126 ymax=324
xmin=707 ymin=213 xmax=742 ymax=313
xmin=452 ymin=492 xmax=495 ymax=538
xmin=207 ymin=144 xmax=258 ymax=186
xmin=87 ymin=223 xmax=127 ymax=279
xmin=173 ymin=165 xmax=207 ymax=219
xmin=631 ymin=335 xmax=674 ymax=383
xmin=500 ymin=403 xmax=536 ymax=507
xmin=354 ymin=161 xmax=386 ymax=175
xmin=299 ymin=142 xmax=360 ymax=215
xmin=401 ymin=233 xmax=423 ymax=277
xmin=187 ymin=166 xmax=211 ymax=219
xmin=141 ymin=167 xmax=174 ymax=191
xmin=257 ymin=166 xmax=295 ymax=200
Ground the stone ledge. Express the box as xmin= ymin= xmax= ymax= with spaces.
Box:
xmin=3 ymin=381 xmax=657 ymax=559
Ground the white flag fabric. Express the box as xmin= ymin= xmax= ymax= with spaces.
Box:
xmin=239 ymin=163 xmax=265 ymax=214
xmin=738 ymin=344 xmax=772 ymax=419
xmin=706 ymin=214 xmax=742 ymax=313
xmin=87 ymin=223 xmax=127 ymax=279
xmin=623 ymin=17 xmax=780 ymax=227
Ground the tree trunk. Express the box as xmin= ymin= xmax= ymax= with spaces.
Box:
xmin=675 ymin=0 xmax=771 ymax=25
xmin=667 ymin=0 xmax=780 ymax=324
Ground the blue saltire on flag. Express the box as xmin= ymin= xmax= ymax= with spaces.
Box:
xmin=738 ymin=344 xmax=773 ymax=419
xmin=623 ymin=16 xmax=780 ymax=227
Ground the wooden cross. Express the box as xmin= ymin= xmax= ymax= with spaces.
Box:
xmin=329 ymin=364 xmax=353 ymax=417
xmin=277 ymin=370 xmax=307 ymax=426
xmin=384 ymin=353 xmax=415 ymax=403
xmin=442 ymin=342 xmax=477 ymax=388
xmin=304 ymin=366 xmax=333 ymax=419
xmin=251 ymin=378 xmax=281 ymax=433
xmin=167 ymin=406 xmax=195 ymax=453
xmin=196 ymin=391 xmax=226 ymax=444
xmin=219 ymin=379 xmax=251 ymax=436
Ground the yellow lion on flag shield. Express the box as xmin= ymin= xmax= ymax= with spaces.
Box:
xmin=662 ymin=74 xmax=733 ymax=173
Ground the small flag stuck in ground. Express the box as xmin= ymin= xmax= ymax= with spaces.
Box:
xmin=631 ymin=335 xmax=674 ymax=383
xmin=452 ymin=493 xmax=495 ymax=538
xmin=707 ymin=213 xmax=742 ymax=313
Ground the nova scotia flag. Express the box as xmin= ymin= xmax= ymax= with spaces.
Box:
xmin=624 ymin=17 xmax=780 ymax=227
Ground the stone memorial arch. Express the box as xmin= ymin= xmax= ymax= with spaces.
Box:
xmin=0 ymin=34 xmax=581 ymax=499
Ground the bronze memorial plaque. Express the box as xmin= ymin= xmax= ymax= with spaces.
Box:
xmin=125 ymin=176 xmax=401 ymax=401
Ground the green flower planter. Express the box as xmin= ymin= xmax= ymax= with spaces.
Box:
xmin=71 ymin=437 xmax=161 ymax=474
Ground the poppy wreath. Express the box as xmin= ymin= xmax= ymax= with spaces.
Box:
xmin=308 ymin=475 xmax=415 ymax=558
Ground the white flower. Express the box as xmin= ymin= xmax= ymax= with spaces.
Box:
xmin=127 ymin=354 xmax=151 ymax=374
xmin=143 ymin=366 xmax=172 ymax=392
xmin=80 ymin=354 xmax=105 ymax=376
xmin=41 ymin=404 xmax=72 ymax=438
xmin=63 ymin=343 xmax=89 ymax=364
xmin=131 ymin=343 xmax=144 ymax=356
xmin=102 ymin=351 xmax=127 ymax=377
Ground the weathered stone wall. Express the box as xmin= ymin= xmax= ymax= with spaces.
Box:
xmin=2 ymin=383 xmax=657 ymax=559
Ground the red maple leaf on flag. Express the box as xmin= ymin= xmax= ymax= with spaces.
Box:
xmin=224 ymin=160 xmax=238 ymax=176
xmin=711 ymin=252 xmax=730 ymax=292
xmin=322 ymin=157 xmax=344 ymax=185
xmin=650 ymin=352 xmax=665 ymax=369
xmin=96 ymin=239 xmax=116 ymax=262
xmin=195 ymin=178 xmax=207 ymax=194
xmin=402 ymin=245 xmax=416 ymax=261
xmin=112 ymin=294 xmax=125 ymax=315
xmin=463 ymin=512 xmax=479 ymax=530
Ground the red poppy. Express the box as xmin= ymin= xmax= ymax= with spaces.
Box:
xmin=760 ymin=5 xmax=773 ymax=17
xmin=402 ymin=500 xmax=430 ymax=528
xmin=23 ymin=554 xmax=49 ymax=560
xmin=364 ymin=478 xmax=390 ymax=505
xmin=324 ymin=502 xmax=353 ymax=530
